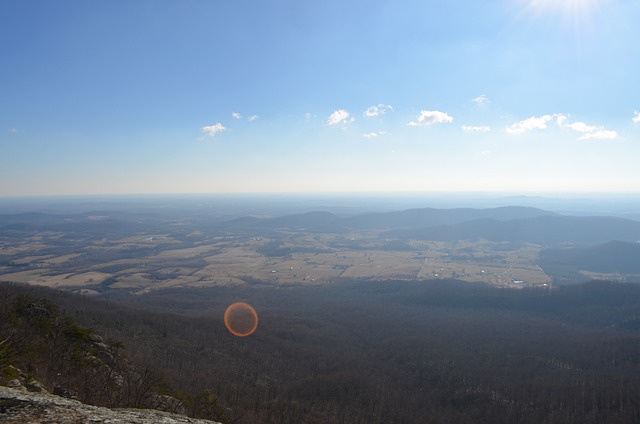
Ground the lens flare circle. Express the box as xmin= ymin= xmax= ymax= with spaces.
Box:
xmin=224 ymin=302 xmax=259 ymax=337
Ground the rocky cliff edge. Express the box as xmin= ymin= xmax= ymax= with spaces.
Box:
xmin=0 ymin=385 xmax=221 ymax=424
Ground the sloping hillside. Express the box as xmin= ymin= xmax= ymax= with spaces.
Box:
xmin=393 ymin=215 xmax=640 ymax=245
xmin=538 ymin=240 xmax=640 ymax=280
xmin=0 ymin=286 xmax=230 ymax=423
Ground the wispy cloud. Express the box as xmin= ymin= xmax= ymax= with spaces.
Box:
xmin=575 ymin=129 xmax=617 ymax=140
xmin=363 ymin=131 xmax=388 ymax=139
xmin=633 ymin=111 xmax=640 ymax=124
xmin=327 ymin=109 xmax=354 ymax=126
xmin=364 ymin=104 xmax=393 ymax=118
xmin=565 ymin=121 xmax=617 ymax=140
xmin=8 ymin=128 xmax=17 ymax=134
xmin=507 ymin=114 xmax=617 ymax=140
xmin=472 ymin=95 xmax=490 ymax=105
xmin=462 ymin=125 xmax=491 ymax=132
xmin=231 ymin=112 xmax=259 ymax=122
xmin=566 ymin=121 xmax=597 ymax=133
xmin=300 ymin=112 xmax=318 ymax=124
xmin=201 ymin=123 xmax=227 ymax=138
xmin=505 ymin=114 xmax=564 ymax=134
xmin=408 ymin=110 xmax=453 ymax=126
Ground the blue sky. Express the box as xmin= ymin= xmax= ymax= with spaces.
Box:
xmin=1 ymin=0 xmax=640 ymax=196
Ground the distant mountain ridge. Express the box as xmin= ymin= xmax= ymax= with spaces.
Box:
xmin=218 ymin=206 xmax=640 ymax=247
xmin=393 ymin=215 xmax=640 ymax=245
xmin=220 ymin=206 xmax=558 ymax=232
xmin=222 ymin=211 xmax=337 ymax=231
xmin=339 ymin=206 xmax=558 ymax=230
xmin=5 ymin=206 xmax=640 ymax=247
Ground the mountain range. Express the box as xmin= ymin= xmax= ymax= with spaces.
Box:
xmin=219 ymin=206 xmax=640 ymax=246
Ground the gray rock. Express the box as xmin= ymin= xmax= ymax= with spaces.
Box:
xmin=24 ymin=378 xmax=48 ymax=394
xmin=147 ymin=393 xmax=187 ymax=415
xmin=0 ymin=385 xmax=221 ymax=424
xmin=53 ymin=386 xmax=78 ymax=399
xmin=6 ymin=379 xmax=24 ymax=390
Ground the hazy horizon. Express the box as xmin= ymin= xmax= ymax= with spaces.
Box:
xmin=2 ymin=191 xmax=640 ymax=221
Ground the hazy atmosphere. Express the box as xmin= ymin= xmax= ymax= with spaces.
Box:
xmin=2 ymin=0 xmax=640 ymax=196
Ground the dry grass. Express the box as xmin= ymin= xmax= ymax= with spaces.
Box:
xmin=10 ymin=255 xmax=55 ymax=265
xmin=153 ymin=244 xmax=217 ymax=259
xmin=45 ymin=272 xmax=112 ymax=287
xmin=0 ymin=232 xmax=554 ymax=290
xmin=0 ymin=270 xmax=49 ymax=284
xmin=45 ymin=253 xmax=83 ymax=265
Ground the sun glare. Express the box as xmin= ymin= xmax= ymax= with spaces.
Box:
xmin=522 ymin=0 xmax=602 ymax=38
xmin=529 ymin=0 xmax=595 ymax=12
xmin=531 ymin=0 xmax=601 ymax=18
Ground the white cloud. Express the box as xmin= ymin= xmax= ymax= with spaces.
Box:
xmin=462 ymin=125 xmax=491 ymax=132
xmin=9 ymin=128 xmax=17 ymax=134
xmin=364 ymin=104 xmax=393 ymax=118
xmin=633 ymin=111 xmax=640 ymax=124
xmin=507 ymin=114 xmax=617 ymax=140
xmin=569 ymin=125 xmax=617 ymax=140
xmin=566 ymin=121 xmax=598 ymax=133
xmin=505 ymin=114 xmax=565 ymax=134
xmin=506 ymin=115 xmax=552 ymax=134
xmin=577 ymin=130 xmax=618 ymax=140
xmin=201 ymin=123 xmax=227 ymax=138
xmin=327 ymin=109 xmax=353 ymax=126
xmin=563 ymin=120 xmax=617 ymax=140
xmin=363 ymin=131 xmax=388 ymax=139
xmin=408 ymin=110 xmax=453 ymax=126
xmin=472 ymin=95 xmax=490 ymax=105
xmin=248 ymin=115 xmax=259 ymax=122
xmin=231 ymin=112 xmax=242 ymax=119
xmin=554 ymin=114 xmax=568 ymax=127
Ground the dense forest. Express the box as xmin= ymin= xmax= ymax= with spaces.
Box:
xmin=538 ymin=241 xmax=640 ymax=281
xmin=3 ymin=279 xmax=640 ymax=423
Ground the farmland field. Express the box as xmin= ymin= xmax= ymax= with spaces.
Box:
xmin=0 ymin=226 xmax=552 ymax=293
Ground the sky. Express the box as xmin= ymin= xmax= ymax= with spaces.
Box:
xmin=1 ymin=0 xmax=640 ymax=196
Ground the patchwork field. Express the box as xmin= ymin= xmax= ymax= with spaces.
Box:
xmin=0 ymin=227 xmax=554 ymax=293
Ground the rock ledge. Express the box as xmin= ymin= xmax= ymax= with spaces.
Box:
xmin=0 ymin=386 xmax=220 ymax=424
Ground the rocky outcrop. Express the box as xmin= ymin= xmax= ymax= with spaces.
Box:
xmin=2 ymin=366 xmax=49 ymax=395
xmin=0 ymin=385 xmax=221 ymax=424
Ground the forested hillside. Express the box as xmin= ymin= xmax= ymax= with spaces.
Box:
xmin=3 ymin=280 xmax=640 ymax=423
xmin=538 ymin=241 xmax=640 ymax=281
xmin=0 ymin=286 xmax=230 ymax=423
